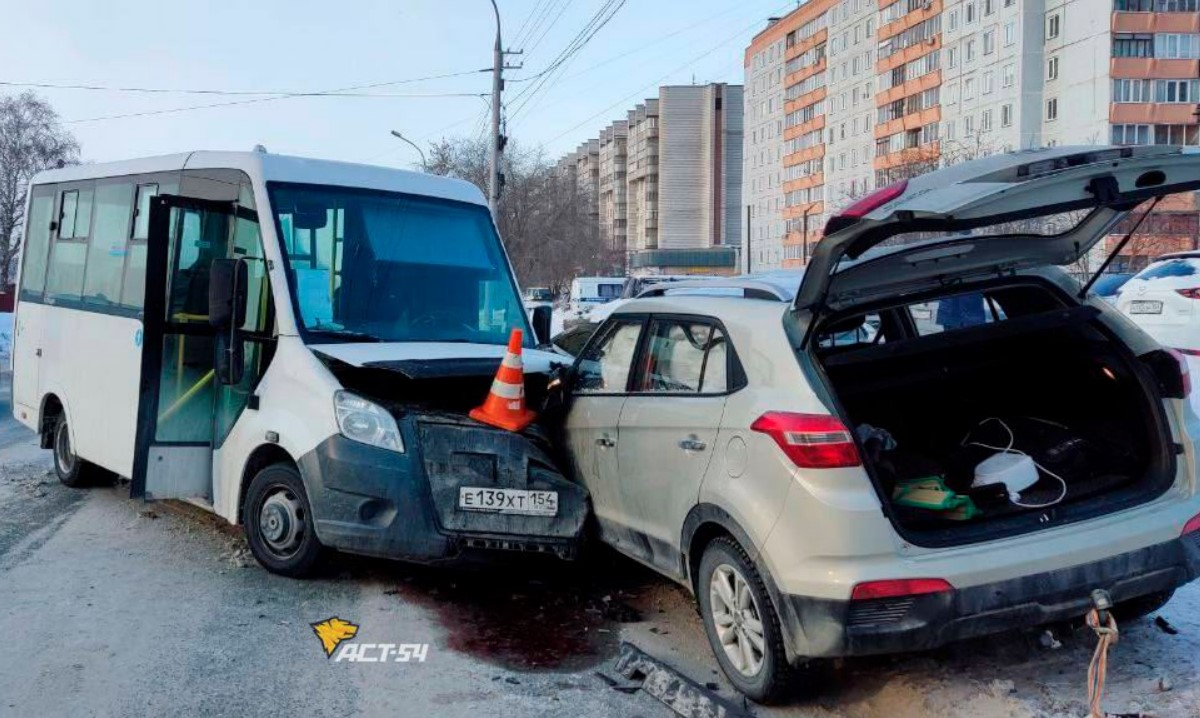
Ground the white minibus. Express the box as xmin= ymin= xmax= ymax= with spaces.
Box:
xmin=12 ymin=151 xmax=584 ymax=576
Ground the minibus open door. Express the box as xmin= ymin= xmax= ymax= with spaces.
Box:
xmin=130 ymin=195 xmax=239 ymax=501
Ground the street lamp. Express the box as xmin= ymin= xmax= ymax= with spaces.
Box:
xmin=390 ymin=130 xmax=428 ymax=171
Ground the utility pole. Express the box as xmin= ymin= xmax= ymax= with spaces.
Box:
xmin=487 ymin=0 xmax=520 ymax=217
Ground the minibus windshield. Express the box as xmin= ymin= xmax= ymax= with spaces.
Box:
xmin=269 ymin=183 xmax=531 ymax=346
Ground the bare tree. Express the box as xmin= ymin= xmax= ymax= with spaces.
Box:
xmin=0 ymin=92 xmax=80 ymax=286
xmin=426 ymin=136 xmax=611 ymax=293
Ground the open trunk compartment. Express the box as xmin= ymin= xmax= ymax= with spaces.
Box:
xmin=813 ymin=285 xmax=1178 ymax=547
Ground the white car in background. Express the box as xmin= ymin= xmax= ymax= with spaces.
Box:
xmin=1117 ymin=252 xmax=1200 ymax=356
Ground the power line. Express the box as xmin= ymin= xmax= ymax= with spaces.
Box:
xmin=506 ymin=0 xmax=627 ymax=119
xmin=511 ymin=0 xmax=556 ymax=49
xmin=521 ymin=0 xmax=575 ymax=57
xmin=2 ymin=69 xmax=486 ymax=98
xmin=545 ymin=4 xmax=792 ymax=144
xmin=65 ymin=91 xmax=486 ymax=124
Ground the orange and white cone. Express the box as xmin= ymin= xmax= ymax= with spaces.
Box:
xmin=469 ymin=328 xmax=537 ymax=432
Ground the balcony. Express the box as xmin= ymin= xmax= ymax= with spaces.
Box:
xmin=873 ymin=142 xmax=941 ymax=171
xmin=1112 ymin=12 xmax=1200 ymax=33
xmin=1110 ymin=103 xmax=1200 ymax=123
xmin=1111 ymin=57 xmax=1200 ymax=77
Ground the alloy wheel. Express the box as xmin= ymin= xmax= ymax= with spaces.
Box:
xmin=709 ymin=563 xmax=766 ymax=677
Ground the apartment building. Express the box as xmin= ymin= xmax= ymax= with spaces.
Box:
xmin=626 ymin=100 xmax=660 ymax=256
xmin=597 ymin=121 xmax=629 ymax=256
xmin=573 ymin=138 xmax=601 ymax=227
xmin=558 ymin=83 xmax=744 ymax=275
xmin=743 ymin=0 xmax=1200 ymax=270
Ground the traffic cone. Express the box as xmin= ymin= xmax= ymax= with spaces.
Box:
xmin=469 ymin=328 xmax=537 ymax=432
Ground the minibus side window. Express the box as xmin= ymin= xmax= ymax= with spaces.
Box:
xmin=121 ymin=182 xmax=171 ymax=310
xmin=45 ymin=185 xmax=94 ymax=302
xmin=81 ymin=181 xmax=134 ymax=308
xmin=19 ymin=187 xmax=55 ymax=298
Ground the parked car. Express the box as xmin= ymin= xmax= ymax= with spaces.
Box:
xmin=565 ymin=276 xmax=624 ymax=321
xmin=1117 ymin=252 xmax=1200 ymax=356
xmin=556 ymin=146 xmax=1200 ymax=702
xmin=1090 ymin=271 xmax=1136 ymax=304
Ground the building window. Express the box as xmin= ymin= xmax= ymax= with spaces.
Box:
xmin=964 ymin=77 xmax=976 ymax=99
xmin=1156 ymin=79 xmax=1200 ymax=102
xmin=949 ymin=9 xmax=959 ymax=30
xmin=1112 ymin=124 xmax=1150 ymax=145
xmin=981 ymin=109 xmax=993 ymax=131
xmin=966 ymin=38 xmax=977 ymax=60
xmin=984 ymin=0 xmax=995 ymax=14
xmin=964 ymin=115 xmax=975 ymax=134
xmin=1047 ymin=55 xmax=1059 ymax=80
xmin=1004 ymin=21 xmax=1016 ymax=46
xmin=983 ymin=71 xmax=995 ymax=94
xmin=1153 ymin=124 xmax=1200 ymax=145
xmin=983 ymin=29 xmax=996 ymax=54
xmin=966 ymin=2 xmax=977 ymax=23
xmin=1047 ymin=14 xmax=1060 ymax=40
xmin=1155 ymin=33 xmax=1200 ymax=60
xmin=1002 ymin=63 xmax=1015 ymax=87
xmin=1113 ymin=78 xmax=1152 ymax=102
xmin=1001 ymin=103 xmax=1013 ymax=127
xmin=948 ymin=46 xmax=959 ymax=67
xmin=1046 ymin=97 xmax=1058 ymax=121
xmin=1112 ymin=33 xmax=1154 ymax=57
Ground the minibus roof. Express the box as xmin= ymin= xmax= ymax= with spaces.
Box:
xmin=31 ymin=150 xmax=486 ymax=207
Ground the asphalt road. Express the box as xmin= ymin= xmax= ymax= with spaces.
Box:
xmin=0 ymin=396 xmax=1198 ymax=717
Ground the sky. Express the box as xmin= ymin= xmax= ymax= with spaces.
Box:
xmin=2 ymin=0 xmax=798 ymax=170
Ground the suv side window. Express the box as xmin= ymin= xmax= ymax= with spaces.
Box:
xmin=635 ymin=318 xmax=729 ymax=394
xmin=575 ymin=319 xmax=642 ymax=393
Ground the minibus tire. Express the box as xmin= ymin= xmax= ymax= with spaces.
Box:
xmin=243 ymin=463 xmax=324 ymax=578
xmin=697 ymin=536 xmax=797 ymax=704
xmin=53 ymin=415 xmax=98 ymax=488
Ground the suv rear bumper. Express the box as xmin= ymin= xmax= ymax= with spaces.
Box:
xmin=778 ymin=532 xmax=1200 ymax=660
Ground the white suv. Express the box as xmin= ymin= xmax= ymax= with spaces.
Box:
xmin=559 ymin=146 xmax=1200 ymax=702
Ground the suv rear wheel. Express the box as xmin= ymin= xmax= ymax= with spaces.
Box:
xmin=697 ymin=536 xmax=796 ymax=703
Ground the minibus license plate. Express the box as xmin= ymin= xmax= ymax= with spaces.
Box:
xmin=458 ymin=488 xmax=558 ymax=517
xmin=1130 ymin=300 xmax=1163 ymax=315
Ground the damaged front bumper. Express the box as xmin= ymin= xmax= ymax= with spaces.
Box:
xmin=297 ymin=412 xmax=589 ymax=563
xmin=777 ymin=532 xmax=1200 ymax=661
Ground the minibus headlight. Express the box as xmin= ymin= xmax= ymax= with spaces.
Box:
xmin=334 ymin=391 xmax=404 ymax=453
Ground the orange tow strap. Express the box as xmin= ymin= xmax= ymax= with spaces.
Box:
xmin=1085 ymin=607 xmax=1119 ymax=718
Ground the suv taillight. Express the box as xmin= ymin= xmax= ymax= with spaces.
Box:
xmin=750 ymin=412 xmax=861 ymax=468
xmin=851 ymin=578 xmax=953 ymax=601
xmin=1176 ymin=288 xmax=1200 ymax=300
xmin=1183 ymin=512 xmax=1200 ymax=536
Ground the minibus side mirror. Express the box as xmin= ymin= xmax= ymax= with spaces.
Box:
xmin=531 ymin=305 xmax=552 ymax=346
xmin=209 ymin=258 xmax=248 ymax=329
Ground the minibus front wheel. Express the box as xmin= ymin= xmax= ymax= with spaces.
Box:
xmin=243 ymin=463 xmax=326 ymax=577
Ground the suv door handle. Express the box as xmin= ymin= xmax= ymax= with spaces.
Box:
xmin=596 ymin=436 xmax=616 ymax=448
xmin=679 ymin=437 xmax=707 ymax=452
